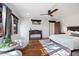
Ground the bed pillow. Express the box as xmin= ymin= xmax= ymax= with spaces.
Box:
xmin=70 ymin=33 xmax=79 ymax=37
xmin=65 ymin=30 xmax=74 ymax=35
xmin=73 ymin=31 xmax=79 ymax=34
xmin=70 ymin=31 xmax=79 ymax=37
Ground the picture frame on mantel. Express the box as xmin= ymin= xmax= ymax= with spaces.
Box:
xmin=31 ymin=19 xmax=41 ymax=25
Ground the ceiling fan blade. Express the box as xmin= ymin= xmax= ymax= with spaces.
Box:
xmin=51 ymin=9 xmax=58 ymax=13
xmin=40 ymin=14 xmax=48 ymax=15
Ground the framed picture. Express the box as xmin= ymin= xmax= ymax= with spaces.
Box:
xmin=31 ymin=19 xmax=41 ymax=25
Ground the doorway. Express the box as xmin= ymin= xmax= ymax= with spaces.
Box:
xmin=49 ymin=21 xmax=61 ymax=36
xmin=49 ymin=21 xmax=56 ymax=36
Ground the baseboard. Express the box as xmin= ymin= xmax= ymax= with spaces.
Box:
xmin=42 ymin=37 xmax=49 ymax=39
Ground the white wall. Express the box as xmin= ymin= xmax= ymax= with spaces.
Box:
xmin=61 ymin=15 xmax=79 ymax=32
xmin=55 ymin=3 xmax=79 ymax=32
xmin=18 ymin=17 xmax=56 ymax=39
xmin=18 ymin=18 xmax=31 ymax=40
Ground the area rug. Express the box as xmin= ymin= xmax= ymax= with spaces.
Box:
xmin=19 ymin=40 xmax=48 ymax=56
xmin=39 ymin=39 xmax=70 ymax=56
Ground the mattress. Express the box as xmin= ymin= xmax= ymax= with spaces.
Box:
xmin=49 ymin=34 xmax=79 ymax=50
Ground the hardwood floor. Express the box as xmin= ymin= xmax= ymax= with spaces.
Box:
xmin=19 ymin=40 xmax=48 ymax=56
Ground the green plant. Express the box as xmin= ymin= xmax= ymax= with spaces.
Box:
xmin=0 ymin=37 xmax=11 ymax=48
xmin=3 ymin=37 xmax=11 ymax=43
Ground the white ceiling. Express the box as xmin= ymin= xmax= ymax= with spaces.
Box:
xmin=6 ymin=3 xmax=57 ymax=18
xmin=5 ymin=3 xmax=79 ymax=20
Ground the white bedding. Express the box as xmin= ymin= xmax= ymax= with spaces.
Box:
xmin=49 ymin=34 xmax=79 ymax=50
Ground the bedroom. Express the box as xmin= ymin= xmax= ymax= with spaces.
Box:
xmin=0 ymin=3 xmax=79 ymax=56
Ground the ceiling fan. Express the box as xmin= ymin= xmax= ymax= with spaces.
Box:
xmin=40 ymin=9 xmax=58 ymax=17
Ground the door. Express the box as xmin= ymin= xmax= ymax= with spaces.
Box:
xmin=49 ymin=22 xmax=55 ymax=36
xmin=55 ymin=22 xmax=61 ymax=34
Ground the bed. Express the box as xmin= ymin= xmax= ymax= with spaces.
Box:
xmin=49 ymin=34 xmax=79 ymax=50
xmin=49 ymin=26 xmax=79 ymax=55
